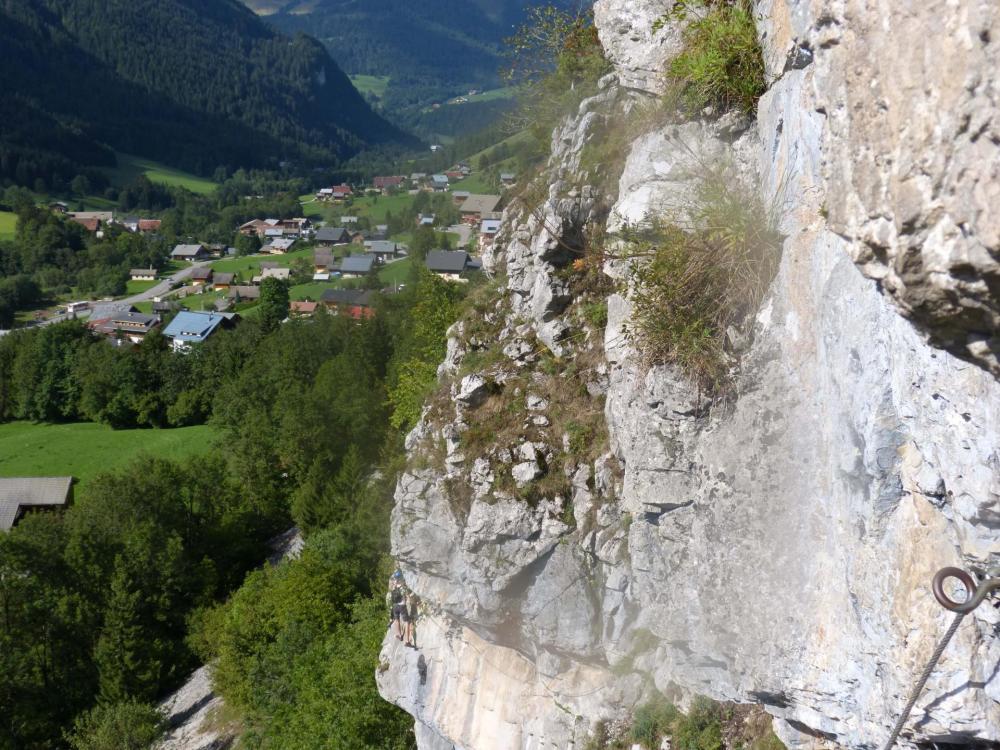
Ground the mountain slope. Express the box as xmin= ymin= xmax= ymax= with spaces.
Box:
xmin=241 ymin=0 xmax=578 ymax=136
xmin=0 ymin=0 xmax=405 ymax=189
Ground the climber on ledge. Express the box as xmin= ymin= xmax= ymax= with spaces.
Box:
xmin=404 ymin=590 xmax=420 ymax=649
xmin=387 ymin=570 xmax=406 ymax=639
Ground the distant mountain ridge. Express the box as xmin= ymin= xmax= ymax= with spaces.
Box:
xmin=0 ymin=0 xmax=406 ymax=190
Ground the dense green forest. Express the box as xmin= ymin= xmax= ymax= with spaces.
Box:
xmin=0 ymin=0 xmax=407 ymax=191
xmin=0 ymin=263 xmax=467 ymax=748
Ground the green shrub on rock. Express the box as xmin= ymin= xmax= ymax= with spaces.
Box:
xmin=666 ymin=1 xmax=766 ymax=116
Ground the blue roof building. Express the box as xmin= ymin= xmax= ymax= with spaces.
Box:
xmin=162 ymin=311 xmax=236 ymax=350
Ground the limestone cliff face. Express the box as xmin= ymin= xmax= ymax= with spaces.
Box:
xmin=377 ymin=2 xmax=1000 ymax=748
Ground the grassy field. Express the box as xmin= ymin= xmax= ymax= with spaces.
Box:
xmin=0 ymin=211 xmax=17 ymax=240
xmin=209 ymin=248 xmax=313 ymax=279
xmin=466 ymin=87 xmax=518 ymax=104
xmin=379 ymin=258 xmax=412 ymax=285
xmin=289 ymin=281 xmax=336 ymax=301
xmin=109 ymin=153 xmax=218 ymax=195
xmin=335 ymin=192 xmax=415 ymax=224
xmin=453 ymin=173 xmax=497 ymax=194
xmin=350 ymin=75 xmax=390 ymax=100
xmin=0 ymin=422 xmax=218 ymax=488
xmin=126 ymin=279 xmax=159 ymax=296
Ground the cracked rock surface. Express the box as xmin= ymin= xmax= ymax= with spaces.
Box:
xmin=378 ymin=2 xmax=1000 ymax=749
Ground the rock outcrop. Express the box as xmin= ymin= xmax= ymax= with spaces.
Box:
xmin=378 ymin=2 xmax=1000 ymax=749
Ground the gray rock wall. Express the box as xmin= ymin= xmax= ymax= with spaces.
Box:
xmin=377 ymin=2 xmax=1000 ymax=748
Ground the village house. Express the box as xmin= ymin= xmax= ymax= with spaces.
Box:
xmin=213 ymin=272 xmax=236 ymax=291
xmin=171 ymin=244 xmax=210 ymax=262
xmin=261 ymin=238 xmax=296 ymax=254
xmin=87 ymin=305 xmax=160 ymax=345
xmin=1 ymin=477 xmax=75 ymax=532
xmin=103 ymin=312 xmax=161 ymax=345
xmin=460 ymin=195 xmax=501 ymax=225
xmin=316 ymin=184 xmax=353 ymax=202
xmin=479 ymin=218 xmax=502 ymax=251
xmin=430 ymin=175 xmax=449 ymax=192
xmin=339 ymin=254 xmax=376 ymax=276
xmin=340 ymin=216 xmax=359 ymax=225
xmin=49 ymin=201 xmax=70 ymax=214
xmin=418 ymin=214 xmax=435 ymax=227
xmin=190 ymin=267 xmax=213 ymax=286
xmin=410 ymin=173 xmax=427 ymax=183
xmin=500 ymin=172 xmax=517 ymax=187
xmin=239 ymin=219 xmax=270 ymax=237
xmin=162 ymin=311 xmax=237 ymax=351
xmin=315 ymin=249 xmax=334 ymax=273
xmin=227 ymin=286 xmax=261 ymax=303
xmin=152 ymin=300 xmax=186 ymax=315
xmin=373 ymin=175 xmax=405 ymax=193
xmin=315 ymin=227 xmax=351 ymax=246
xmin=452 ymin=191 xmax=471 ymax=206
xmin=331 ymin=184 xmax=353 ymax=202
xmin=320 ymin=289 xmax=375 ymax=319
xmin=426 ymin=250 xmax=481 ymax=282
xmin=68 ymin=211 xmax=113 ymax=235
xmin=68 ymin=216 xmax=104 ymax=233
xmin=239 ymin=218 xmax=310 ymax=239
xmin=290 ymin=300 xmax=318 ymax=318
xmin=253 ymin=267 xmax=291 ymax=284
xmin=130 ymin=268 xmax=157 ymax=282
xmin=365 ymin=241 xmax=400 ymax=264
xmin=122 ymin=217 xmax=162 ymax=233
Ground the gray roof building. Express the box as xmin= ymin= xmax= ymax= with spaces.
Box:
xmin=426 ymin=250 xmax=473 ymax=275
xmin=171 ymin=244 xmax=209 ymax=260
xmin=340 ymin=255 xmax=376 ymax=275
xmin=365 ymin=241 xmax=398 ymax=257
xmin=460 ymin=194 xmax=501 ymax=216
xmin=0 ymin=477 xmax=74 ymax=532
xmin=316 ymin=227 xmax=350 ymax=244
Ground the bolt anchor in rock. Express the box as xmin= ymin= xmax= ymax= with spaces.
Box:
xmin=883 ymin=566 xmax=1000 ymax=750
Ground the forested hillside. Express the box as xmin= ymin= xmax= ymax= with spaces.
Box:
xmin=0 ymin=264 xmax=468 ymax=748
xmin=243 ymin=0 xmax=578 ymax=136
xmin=0 ymin=0 xmax=406 ymax=192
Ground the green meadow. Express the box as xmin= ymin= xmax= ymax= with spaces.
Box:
xmin=0 ymin=421 xmax=218 ymax=488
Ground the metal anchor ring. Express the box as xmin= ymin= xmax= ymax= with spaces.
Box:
xmin=932 ymin=567 xmax=1000 ymax=614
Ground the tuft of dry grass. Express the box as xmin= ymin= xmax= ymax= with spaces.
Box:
xmin=621 ymin=165 xmax=783 ymax=390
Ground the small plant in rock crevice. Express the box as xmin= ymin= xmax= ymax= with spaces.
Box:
xmin=617 ymin=164 xmax=783 ymax=392
xmin=660 ymin=0 xmax=767 ymax=117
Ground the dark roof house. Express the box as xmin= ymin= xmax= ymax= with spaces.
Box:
xmin=365 ymin=241 xmax=399 ymax=259
xmin=316 ymin=227 xmax=351 ymax=244
xmin=171 ymin=244 xmax=210 ymax=261
xmin=339 ymin=255 xmax=376 ymax=275
xmin=426 ymin=250 xmax=480 ymax=279
xmin=320 ymin=289 xmax=375 ymax=319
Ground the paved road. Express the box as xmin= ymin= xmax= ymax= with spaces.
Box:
xmin=120 ymin=260 xmax=212 ymax=305
xmin=446 ymin=224 xmax=472 ymax=249
xmin=32 ymin=260 xmax=212 ymax=328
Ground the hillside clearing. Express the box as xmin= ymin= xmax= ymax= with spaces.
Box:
xmin=0 ymin=211 xmax=16 ymax=239
xmin=0 ymin=422 xmax=219 ymax=488
xmin=108 ymin=153 xmax=218 ymax=194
